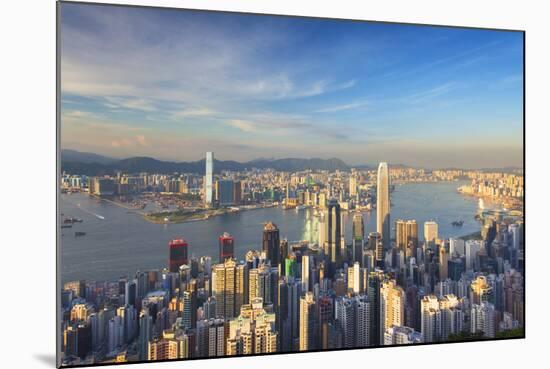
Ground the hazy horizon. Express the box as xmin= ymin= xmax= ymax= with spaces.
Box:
xmin=60 ymin=3 xmax=524 ymax=168
xmin=61 ymin=148 xmax=524 ymax=170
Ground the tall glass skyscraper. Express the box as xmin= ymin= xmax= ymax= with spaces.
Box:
xmin=205 ymin=151 xmax=214 ymax=207
xmin=377 ymin=162 xmax=390 ymax=250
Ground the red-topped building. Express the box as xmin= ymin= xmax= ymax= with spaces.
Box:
xmin=169 ymin=238 xmax=188 ymax=272
xmin=218 ymin=232 xmax=235 ymax=263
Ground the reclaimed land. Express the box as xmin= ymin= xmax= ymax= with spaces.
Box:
xmin=143 ymin=207 xmax=237 ymax=224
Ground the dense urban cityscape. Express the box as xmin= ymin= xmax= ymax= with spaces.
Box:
xmin=58 ymin=3 xmax=524 ymax=366
xmin=59 ymin=152 xmax=524 ymax=366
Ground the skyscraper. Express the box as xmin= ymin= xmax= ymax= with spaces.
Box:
xmin=249 ymin=265 xmax=272 ymax=305
xmin=335 ymin=296 xmax=356 ymax=348
xmin=352 ymin=212 xmax=365 ymax=263
xmin=380 ymin=279 xmax=405 ymax=341
xmin=377 ymin=162 xmax=390 ymax=250
xmin=368 ymin=232 xmax=384 ymax=268
xmin=424 ymin=221 xmax=439 ymax=250
xmin=277 ymin=277 xmax=301 ymax=352
xmin=327 ymin=198 xmax=342 ymax=265
xmin=349 ymin=176 xmax=357 ymax=197
xmin=471 ymin=302 xmax=496 ymax=338
xmin=212 ymin=259 xmax=246 ymax=319
xmin=355 ymin=295 xmax=371 ymax=347
xmin=205 ymin=152 xmax=214 ymax=207
xmin=218 ymin=232 xmax=235 ymax=263
xmin=216 ymin=180 xmax=234 ymax=207
xmin=420 ymin=294 xmax=463 ymax=343
xmin=439 ymin=246 xmax=448 ymax=281
xmin=226 ymin=298 xmax=278 ymax=355
xmin=299 ymin=292 xmax=316 ymax=351
xmin=301 ymin=255 xmax=310 ymax=292
xmin=263 ymin=222 xmax=281 ymax=266
xmin=168 ymin=238 xmax=188 ymax=273
xmin=396 ymin=219 xmax=418 ymax=258
xmin=368 ymin=271 xmax=383 ymax=346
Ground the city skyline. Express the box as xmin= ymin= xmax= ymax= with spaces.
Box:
xmin=60 ymin=3 xmax=523 ymax=168
xmin=58 ymin=3 xmax=524 ymax=367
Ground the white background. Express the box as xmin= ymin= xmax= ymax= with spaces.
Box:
xmin=1 ymin=0 xmax=548 ymax=368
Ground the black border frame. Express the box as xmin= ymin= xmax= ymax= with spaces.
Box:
xmin=56 ymin=1 xmax=526 ymax=367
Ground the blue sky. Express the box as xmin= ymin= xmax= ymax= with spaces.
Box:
xmin=60 ymin=3 xmax=523 ymax=168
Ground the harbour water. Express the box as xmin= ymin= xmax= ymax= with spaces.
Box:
xmin=60 ymin=180 xmax=479 ymax=283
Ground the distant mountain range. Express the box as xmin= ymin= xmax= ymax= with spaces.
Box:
xmin=62 ymin=149 xmax=118 ymax=165
xmin=61 ymin=150 xmax=522 ymax=175
xmin=61 ymin=150 xmax=355 ymax=175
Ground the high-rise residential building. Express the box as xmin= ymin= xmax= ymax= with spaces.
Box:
xmin=169 ymin=238 xmax=188 ymax=273
xmin=316 ymin=294 xmax=334 ymax=350
xmin=471 ymin=302 xmax=496 ymax=338
xmin=205 ymin=152 xmax=214 ymax=207
xmin=465 ymin=240 xmax=483 ymax=271
xmin=138 ymin=311 xmax=153 ymax=360
xmin=212 ymin=259 xmax=246 ymax=319
xmin=249 ymin=265 xmax=272 ymax=305
xmin=299 ymin=292 xmax=316 ymax=351
xmin=347 ymin=262 xmax=362 ymax=294
xmin=355 ymin=295 xmax=370 ymax=347
xmin=377 ymin=162 xmax=390 ymax=250
xmin=301 ymin=255 xmax=310 ymax=292
xmin=470 ymin=276 xmax=493 ymax=304
xmin=420 ymin=294 xmax=464 ymax=343
xmin=263 ymin=222 xmax=281 ymax=266
xmin=352 ymin=212 xmax=364 ymax=263
xmin=218 ymin=232 xmax=235 ymax=263
xmin=383 ymin=326 xmax=422 ymax=345
xmin=277 ymin=277 xmax=301 ymax=352
xmin=196 ymin=318 xmax=225 ymax=357
xmin=327 ymin=198 xmax=342 ymax=265
xmin=226 ymin=298 xmax=277 ymax=355
xmin=424 ymin=221 xmax=439 ymax=249
xmin=380 ymin=279 xmax=405 ymax=341
xmin=335 ymin=296 xmax=357 ymax=348
xmin=70 ymin=303 xmax=95 ymax=322
xmin=148 ymin=335 xmax=189 ymax=360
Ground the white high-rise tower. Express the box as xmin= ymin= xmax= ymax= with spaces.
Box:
xmin=205 ymin=152 xmax=214 ymax=207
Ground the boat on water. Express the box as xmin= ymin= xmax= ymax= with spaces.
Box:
xmin=74 ymin=231 xmax=86 ymax=237
xmin=451 ymin=220 xmax=464 ymax=227
xmin=61 ymin=224 xmax=72 ymax=229
xmin=295 ymin=205 xmax=307 ymax=211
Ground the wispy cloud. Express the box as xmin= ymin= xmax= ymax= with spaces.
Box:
xmin=316 ymin=100 xmax=368 ymax=113
xmin=225 ymin=119 xmax=257 ymax=132
xmin=404 ymin=82 xmax=458 ymax=104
